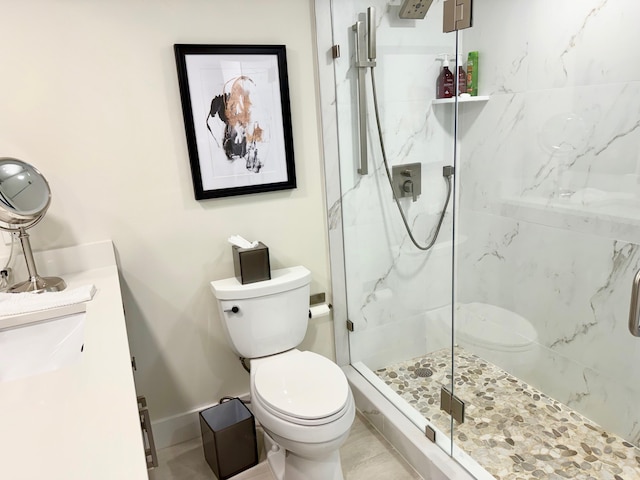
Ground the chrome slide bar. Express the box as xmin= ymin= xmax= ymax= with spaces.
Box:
xmin=352 ymin=7 xmax=376 ymax=175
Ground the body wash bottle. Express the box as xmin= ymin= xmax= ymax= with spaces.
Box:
xmin=436 ymin=54 xmax=454 ymax=99
xmin=466 ymin=51 xmax=479 ymax=96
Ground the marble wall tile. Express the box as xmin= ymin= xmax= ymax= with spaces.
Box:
xmin=457 ymin=93 xmax=527 ymax=212
xmin=461 ymin=0 xmax=529 ymax=95
xmin=526 ymin=0 xmax=640 ymax=90
xmin=330 ymin=1 xmax=458 ymax=353
xmin=456 ymin=0 xmax=640 ymax=447
xmin=464 ymin=0 xmax=640 ymax=93
xmin=457 ymin=205 xmax=640 ymax=442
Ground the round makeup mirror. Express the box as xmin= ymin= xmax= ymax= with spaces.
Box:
xmin=0 ymin=157 xmax=65 ymax=293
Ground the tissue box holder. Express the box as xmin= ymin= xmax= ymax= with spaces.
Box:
xmin=232 ymin=242 xmax=271 ymax=284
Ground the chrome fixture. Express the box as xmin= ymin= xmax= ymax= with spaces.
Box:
xmin=351 ymin=7 xmax=454 ymax=251
xmin=0 ymin=157 xmax=65 ymax=293
xmin=629 ymin=267 xmax=640 ymax=337
xmin=352 ymin=6 xmax=376 ymax=175
xmin=440 ymin=385 xmax=466 ymax=423
xmin=443 ymin=0 xmax=473 ymax=32
xmin=399 ymin=0 xmax=434 ymax=19
xmin=392 ymin=163 xmax=422 ymax=202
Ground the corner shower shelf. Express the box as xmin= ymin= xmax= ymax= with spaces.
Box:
xmin=432 ymin=95 xmax=490 ymax=105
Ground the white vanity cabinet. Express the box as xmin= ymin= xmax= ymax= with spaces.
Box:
xmin=0 ymin=241 xmax=149 ymax=480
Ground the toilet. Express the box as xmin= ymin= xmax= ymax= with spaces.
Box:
xmin=210 ymin=266 xmax=355 ymax=480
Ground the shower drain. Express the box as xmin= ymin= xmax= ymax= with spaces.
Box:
xmin=414 ymin=367 xmax=433 ymax=378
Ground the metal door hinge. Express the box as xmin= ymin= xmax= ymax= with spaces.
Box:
xmin=443 ymin=0 xmax=472 ymax=32
xmin=332 ymin=44 xmax=341 ymax=59
xmin=425 ymin=425 xmax=436 ymax=443
xmin=346 ymin=320 xmax=354 ymax=332
xmin=440 ymin=386 xmax=465 ymax=423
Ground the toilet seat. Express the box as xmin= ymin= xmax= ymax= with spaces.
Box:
xmin=253 ymin=350 xmax=350 ymax=426
xmin=256 ymin=392 xmax=350 ymax=427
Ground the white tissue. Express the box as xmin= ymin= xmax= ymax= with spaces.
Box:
xmin=309 ymin=303 xmax=331 ymax=319
xmin=0 ymin=284 xmax=97 ymax=317
xmin=228 ymin=235 xmax=259 ymax=249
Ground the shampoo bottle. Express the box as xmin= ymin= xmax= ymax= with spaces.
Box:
xmin=436 ymin=54 xmax=454 ymax=99
xmin=466 ymin=51 xmax=479 ymax=96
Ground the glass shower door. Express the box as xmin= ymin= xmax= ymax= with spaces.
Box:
xmin=329 ymin=0 xmax=459 ymax=457
xmin=452 ymin=0 xmax=640 ymax=477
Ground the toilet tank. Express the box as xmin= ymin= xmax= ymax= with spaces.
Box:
xmin=210 ymin=266 xmax=311 ymax=358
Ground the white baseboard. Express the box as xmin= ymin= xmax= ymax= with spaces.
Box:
xmin=151 ymin=392 xmax=251 ymax=450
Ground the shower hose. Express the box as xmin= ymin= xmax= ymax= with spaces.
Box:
xmin=369 ymin=66 xmax=453 ymax=251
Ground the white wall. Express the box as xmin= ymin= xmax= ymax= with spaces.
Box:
xmin=0 ymin=0 xmax=334 ymax=425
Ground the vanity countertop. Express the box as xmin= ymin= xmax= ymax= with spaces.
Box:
xmin=0 ymin=241 xmax=148 ymax=480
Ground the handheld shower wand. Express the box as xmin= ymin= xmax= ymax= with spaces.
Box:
xmin=353 ymin=7 xmax=377 ymax=175
xmin=367 ymin=6 xmax=376 ymax=61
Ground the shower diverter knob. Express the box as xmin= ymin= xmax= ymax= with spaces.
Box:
xmin=402 ymin=180 xmax=418 ymax=202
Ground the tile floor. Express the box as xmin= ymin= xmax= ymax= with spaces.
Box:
xmin=376 ymin=347 xmax=640 ymax=480
xmin=149 ymin=412 xmax=422 ymax=480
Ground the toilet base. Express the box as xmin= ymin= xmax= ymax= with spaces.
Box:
xmin=263 ymin=430 xmax=344 ymax=480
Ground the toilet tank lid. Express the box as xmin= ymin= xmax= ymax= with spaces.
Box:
xmin=210 ymin=265 xmax=311 ymax=300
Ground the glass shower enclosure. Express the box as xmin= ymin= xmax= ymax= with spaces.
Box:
xmin=321 ymin=0 xmax=640 ymax=478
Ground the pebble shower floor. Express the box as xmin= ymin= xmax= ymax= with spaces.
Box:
xmin=375 ymin=348 xmax=640 ymax=480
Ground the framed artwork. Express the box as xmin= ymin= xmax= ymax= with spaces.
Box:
xmin=174 ymin=44 xmax=296 ymax=199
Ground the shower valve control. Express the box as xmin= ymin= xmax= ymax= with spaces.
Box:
xmin=403 ymin=180 xmax=417 ymax=202
xmin=392 ymin=163 xmax=422 ymax=202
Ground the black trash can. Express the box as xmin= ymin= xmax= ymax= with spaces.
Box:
xmin=199 ymin=398 xmax=259 ymax=479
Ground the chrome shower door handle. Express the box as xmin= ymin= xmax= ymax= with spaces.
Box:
xmin=628 ymin=268 xmax=640 ymax=337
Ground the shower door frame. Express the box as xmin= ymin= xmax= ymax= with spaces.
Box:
xmin=313 ymin=0 xmax=350 ymax=369
xmin=313 ymin=0 xmax=486 ymax=476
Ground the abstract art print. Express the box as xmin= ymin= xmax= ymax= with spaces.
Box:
xmin=174 ymin=44 xmax=296 ymax=199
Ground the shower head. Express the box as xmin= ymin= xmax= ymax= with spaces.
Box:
xmin=399 ymin=0 xmax=433 ymax=19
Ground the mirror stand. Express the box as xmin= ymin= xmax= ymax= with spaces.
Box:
xmin=8 ymin=227 xmax=66 ymax=293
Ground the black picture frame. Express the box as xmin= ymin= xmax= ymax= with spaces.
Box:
xmin=174 ymin=44 xmax=296 ymax=200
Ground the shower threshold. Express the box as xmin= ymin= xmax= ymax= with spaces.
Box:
xmin=375 ymin=348 xmax=640 ymax=480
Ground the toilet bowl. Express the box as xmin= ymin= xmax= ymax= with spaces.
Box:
xmin=251 ymin=350 xmax=355 ymax=480
xmin=210 ymin=266 xmax=355 ymax=480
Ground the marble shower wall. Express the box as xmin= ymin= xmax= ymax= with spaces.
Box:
xmin=458 ymin=0 xmax=640 ymax=444
xmin=328 ymin=0 xmax=459 ymax=370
